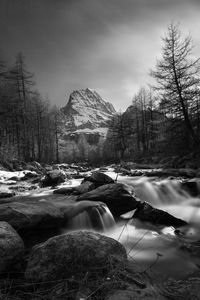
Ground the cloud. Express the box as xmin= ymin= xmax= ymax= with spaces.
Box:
xmin=0 ymin=0 xmax=200 ymax=110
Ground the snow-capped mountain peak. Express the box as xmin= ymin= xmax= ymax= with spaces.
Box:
xmin=62 ymin=89 xmax=116 ymax=131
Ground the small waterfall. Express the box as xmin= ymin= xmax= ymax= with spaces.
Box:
xmin=129 ymin=177 xmax=200 ymax=236
xmin=134 ymin=178 xmax=192 ymax=206
xmin=67 ymin=204 xmax=115 ymax=232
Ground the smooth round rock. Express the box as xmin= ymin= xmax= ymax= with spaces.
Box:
xmin=25 ymin=231 xmax=127 ymax=282
xmin=0 ymin=221 xmax=24 ymax=273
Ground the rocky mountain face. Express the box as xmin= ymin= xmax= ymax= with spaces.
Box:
xmin=59 ymin=89 xmax=116 ymax=162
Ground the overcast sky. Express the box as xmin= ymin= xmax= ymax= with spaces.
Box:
xmin=0 ymin=0 xmax=200 ymax=111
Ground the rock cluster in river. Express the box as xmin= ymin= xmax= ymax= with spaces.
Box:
xmin=1 ymin=163 xmax=199 ymax=299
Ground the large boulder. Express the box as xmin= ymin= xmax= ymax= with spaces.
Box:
xmin=0 ymin=221 xmax=24 ymax=273
xmin=0 ymin=202 xmax=64 ymax=231
xmin=77 ymin=183 xmax=139 ymax=217
xmin=82 ymin=171 xmax=114 ymax=188
xmin=25 ymin=231 xmax=127 ymax=282
xmin=40 ymin=170 xmax=66 ymax=187
xmin=133 ymin=202 xmax=187 ymax=228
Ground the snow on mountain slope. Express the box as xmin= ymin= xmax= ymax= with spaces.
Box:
xmin=59 ymin=89 xmax=116 ymax=162
xmin=62 ymin=88 xmax=116 ymax=134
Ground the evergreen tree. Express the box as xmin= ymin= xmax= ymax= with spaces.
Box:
xmin=151 ymin=23 xmax=200 ymax=148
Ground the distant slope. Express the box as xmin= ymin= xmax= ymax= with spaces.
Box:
xmin=59 ymin=88 xmax=116 ymax=162
xmin=62 ymin=88 xmax=116 ymax=134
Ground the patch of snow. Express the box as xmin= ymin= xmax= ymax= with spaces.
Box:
xmin=0 ymin=170 xmax=37 ymax=181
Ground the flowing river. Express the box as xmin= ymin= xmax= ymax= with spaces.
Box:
xmin=65 ymin=170 xmax=200 ymax=281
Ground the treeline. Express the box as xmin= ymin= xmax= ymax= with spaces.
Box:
xmin=104 ymin=23 xmax=200 ymax=165
xmin=0 ymin=52 xmax=62 ymax=163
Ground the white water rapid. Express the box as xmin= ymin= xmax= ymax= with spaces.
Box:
xmin=67 ymin=204 xmax=116 ymax=232
xmin=104 ymin=174 xmax=200 ymax=280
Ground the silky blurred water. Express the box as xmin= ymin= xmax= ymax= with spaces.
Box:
xmin=103 ymin=174 xmax=200 ymax=279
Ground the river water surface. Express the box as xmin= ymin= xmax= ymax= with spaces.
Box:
xmin=68 ymin=170 xmax=200 ymax=281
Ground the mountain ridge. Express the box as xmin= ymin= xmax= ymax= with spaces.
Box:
xmin=61 ymin=88 xmax=116 ymax=132
xmin=59 ymin=88 xmax=116 ymax=162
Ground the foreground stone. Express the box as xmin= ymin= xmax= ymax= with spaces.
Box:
xmin=25 ymin=231 xmax=127 ymax=282
xmin=0 ymin=221 xmax=24 ymax=273
xmin=78 ymin=183 xmax=139 ymax=217
xmin=0 ymin=202 xmax=64 ymax=231
xmin=133 ymin=202 xmax=187 ymax=227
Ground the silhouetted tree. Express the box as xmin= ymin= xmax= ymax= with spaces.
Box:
xmin=151 ymin=23 xmax=200 ymax=148
xmin=107 ymin=111 xmax=133 ymax=162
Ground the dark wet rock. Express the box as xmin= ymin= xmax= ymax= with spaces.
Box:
xmin=162 ymin=277 xmax=200 ymax=300
xmin=133 ymin=202 xmax=187 ymax=228
xmin=40 ymin=170 xmax=66 ymax=187
xmin=0 ymin=202 xmax=64 ymax=231
xmin=25 ymin=231 xmax=127 ymax=282
xmin=77 ymin=183 xmax=139 ymax=217
xmin=54 ymin=181 xmax=95 ymax=195
xmin=76 ymin=181 xmax=96 ymax=194
xmin=181 ymin=180 xmax=200 ymax=197
xmin=53 ymin=186 xmax=75 ymax=195
xmin=0 ymin=189 xmax=15 ymax=198
xmin=178 ymin=168 xmax=197 ymax=178
xmin=130 ymin=170 xmax=145 ymax=176
xmin=9 ymin=176 xmax=21 ymax=181
xmin=21 ymin=171 xmax=39 ymax=180
xmin=0 ymin=221 xmax=24 ymax=273
xmin=82 ymin=171 xmax=114 ymax=188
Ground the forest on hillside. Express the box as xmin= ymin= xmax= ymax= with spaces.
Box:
xmin=1 ymin=23 xmax=200 ymax=166
xmin=104 ymin=24 xmax=200 ymax=167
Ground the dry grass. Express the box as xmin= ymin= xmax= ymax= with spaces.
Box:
xmin=0 ymin=254 xmax=148 ymax=300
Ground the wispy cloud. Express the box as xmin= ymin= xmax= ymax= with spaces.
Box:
xmin=0 ymin=0 xmax=200 ymax=110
